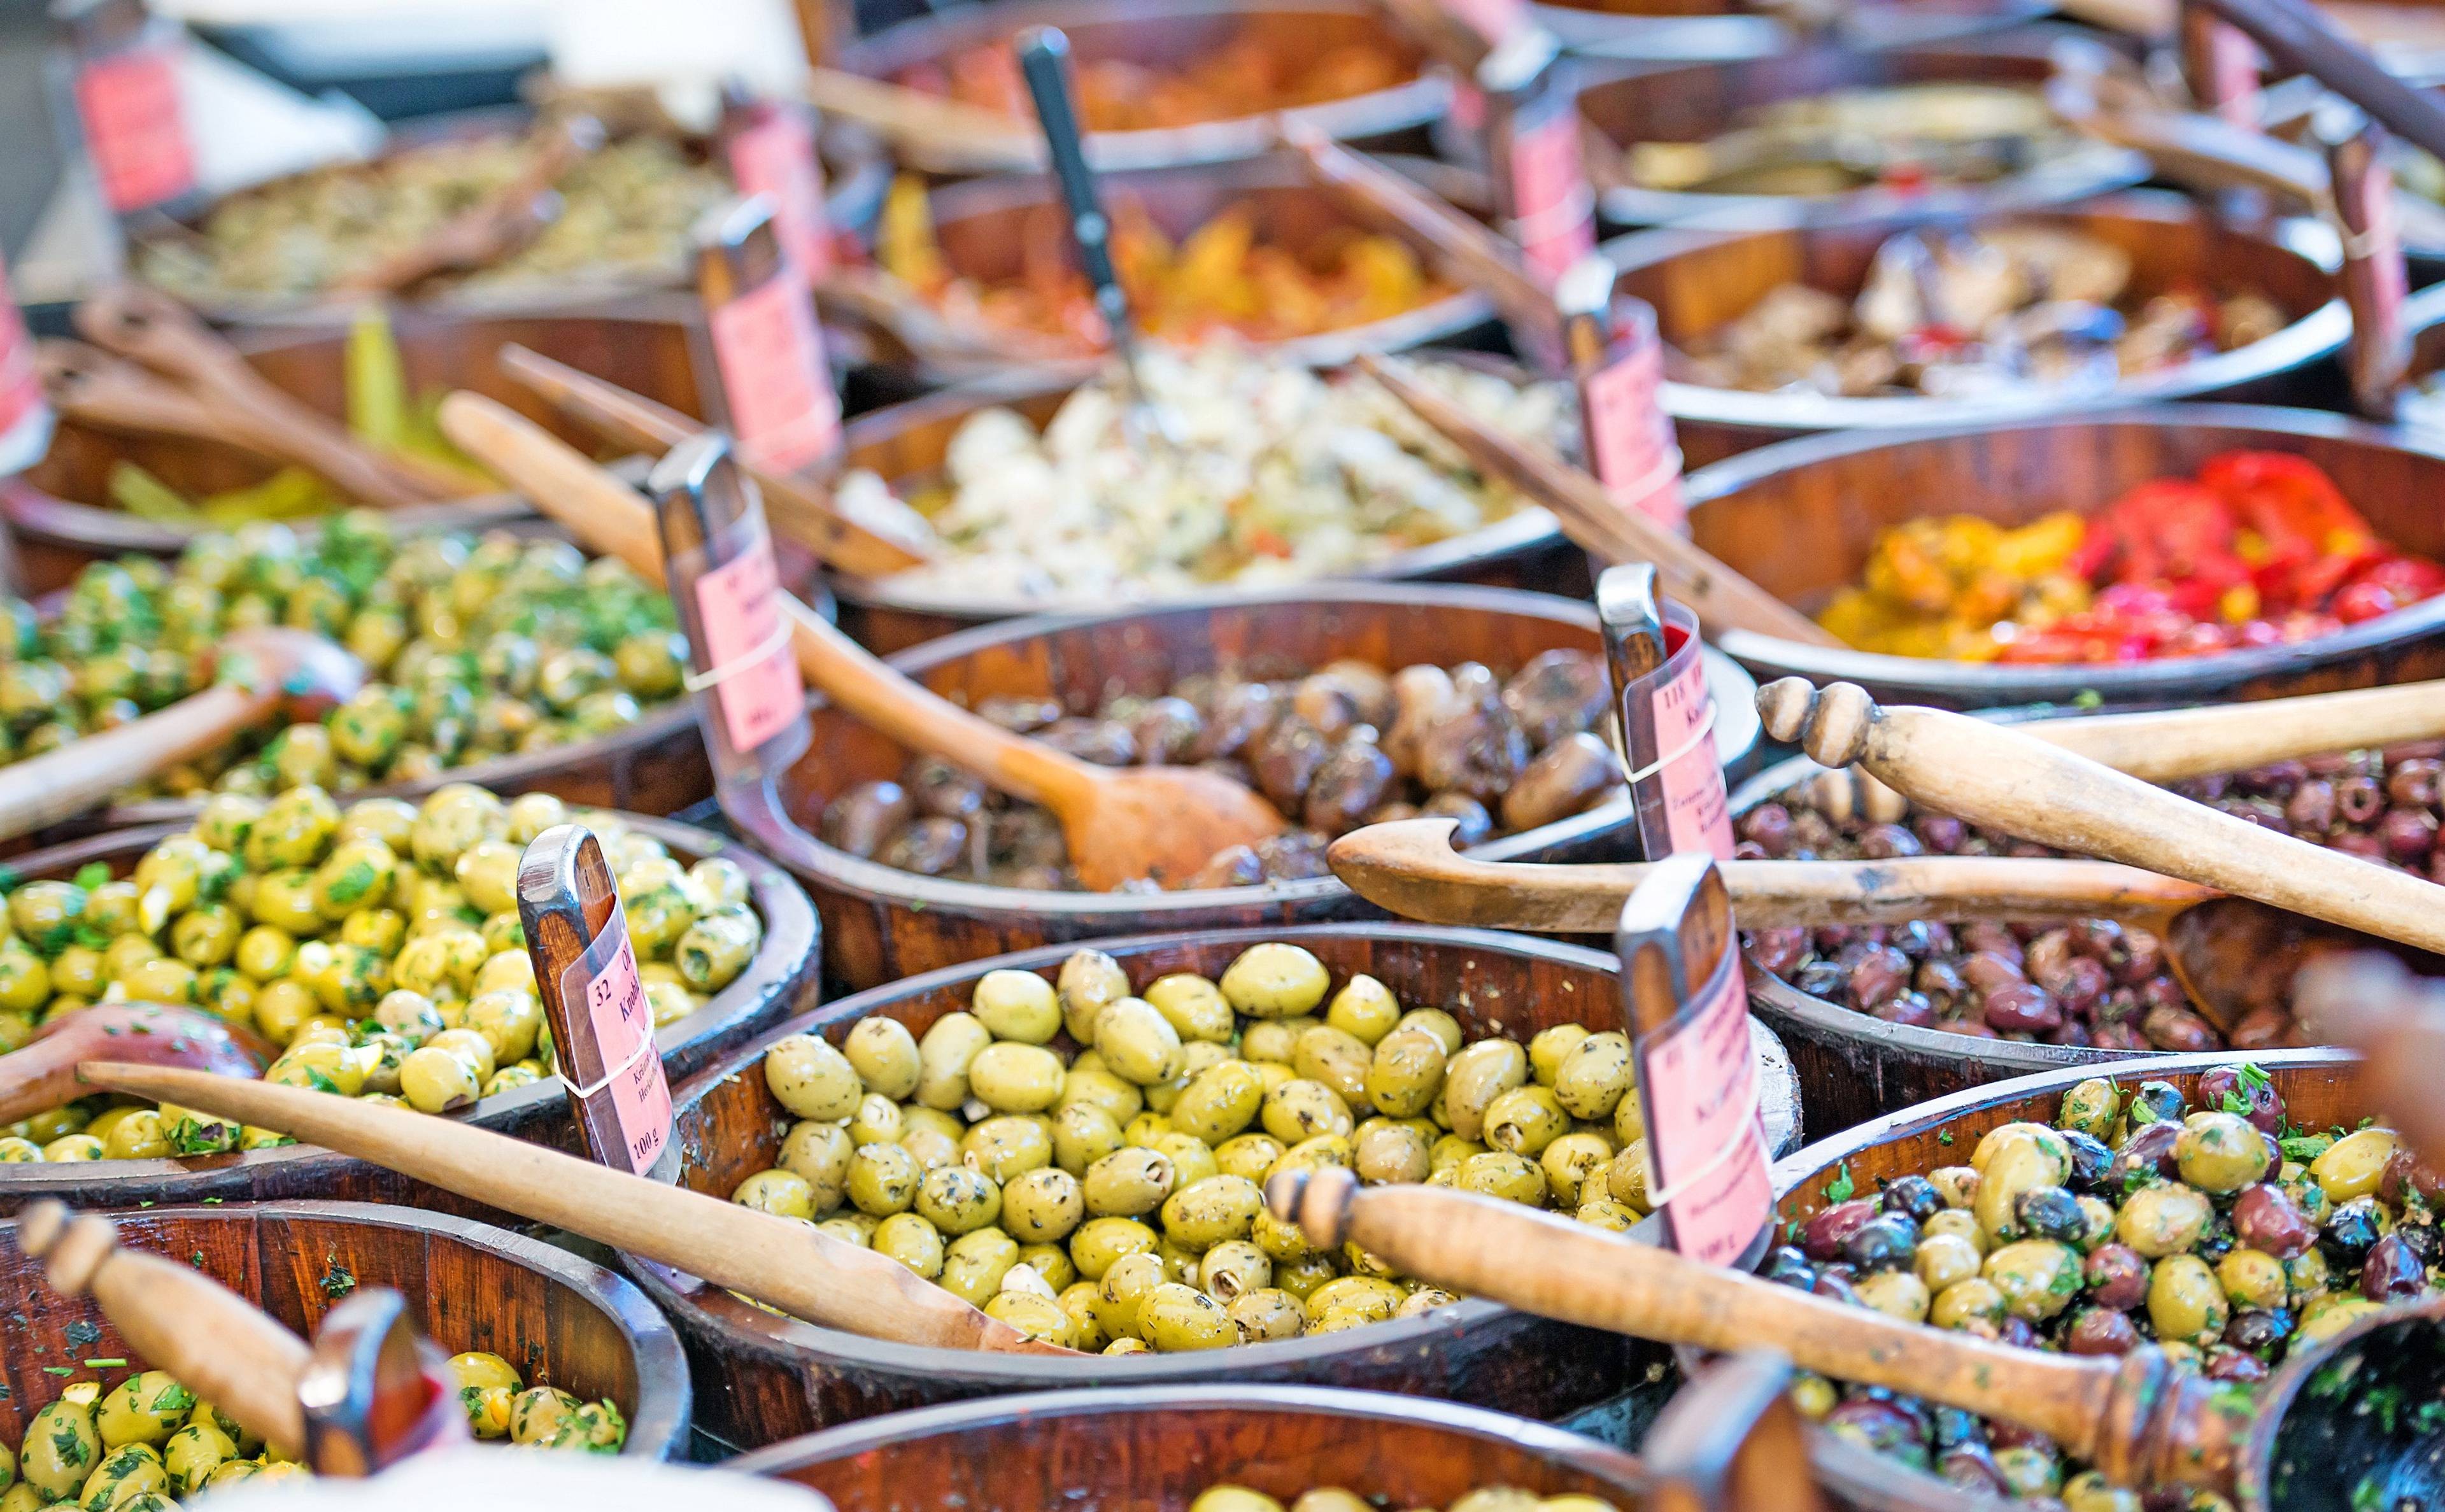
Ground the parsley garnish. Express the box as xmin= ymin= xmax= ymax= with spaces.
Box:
xmin=1937 ymin=1131 xmax=1953 ymax=1147
xmin=319 ymin=1259 xmax=356 ymax=1299
xmin=71 ymin=863 xmax=111 ymax=891
xmin=82 ymin=1359 xmax=124 ymax=1368
xmin=64 ymin=1321 xmax=100 ymax=1348
xmin=2364 ymin=1384 xmax=2406 ymax=1434
xmin=150 ymin=1381 xmax=195 ymax=1415
xmin=2130 ymin=1101 xmax=2160 ymax=1126
xmin=1823 ymin=1163 xmax=1855 ymax=1203
xmin=51 ymin=1424 xmax=88 ymax=1466
xmin=40 ymin=1367 xmax=73 ymax=1378
xmin=2238 ymin=1064 xmax=2272 ymax=1094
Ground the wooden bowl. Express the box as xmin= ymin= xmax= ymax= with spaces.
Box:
xmin=1536 ymin=0 xmax=2056 ymax=62
xmin=627 ymin=923 xmax=1806 ymax=1448
xmin=1578 ymin=34 xmax=2148 ymax=230
xmin=827 ymin=371 xmax=1584 ymax=654
xmin=125 ymin=108 xmax=890 ymax=322
xmin=0 ymin=812 xmax=821 ymax=1215
xmin=0 ymin=1199 xmax=691 ymax=1460
xmin=723 ymin=583 xmax=1761 ymax=989
xmin=839 ymin=0 xmax=1448 ymax=174
xmin=1603 ymin=190 xmax=2348 ymax=467
xmin=1682 ymin=403 xmax=2445 ymax=709
xmin=5 ymin=299 xmax=709 ymax=595
xmin=1766 ymin=1049 xmax=2360 ymax=1509
xmin=732 ymin=1385 xmax=1656 ymax=1506
xmin=835 ymin=153 xmax=1498 ymax=381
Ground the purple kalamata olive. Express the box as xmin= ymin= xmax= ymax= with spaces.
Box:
xmin=2083 ymin=1245 xmax=2150 ymax=1311
xmin=2016 ymin=1186 xmax=2087 ymax=1243
xmin=1744 ymin=928 xmax=1811 ymax=978
xmin=2053 ymin=957 xmax=2111 ymax=1015
xmin=1124 ymin=696 xmax=1204 ymax=765
xmin=2339 ymin=775 xmax=2386 ymax=825
xmin=1736 ymin=803 xmax=1794 ymax=858
xmin=2328 ymin=831 xmax=2388 ymax=863
xmin=2141 ymin=1005 xmax=2218 ymax=1052
xmin=1915 ymin=957 xmax=1969 ymax=1001
xmin=1914 ymin=814 xmax=1967 ymax=854
xmin=2381 ymin=808 xmax=2439 ymax=863
xmin=1824 ymin=1399 xmax=1931 ymax=1466
xmin=2362 ymin=1233 xmax=2426 ymax=1301
xmin=2379 ymin=1149 xmax=2445 ymax=1208
xmin=1813 ymin=1271 xmax=1863 ymax=1307
xmin=1847 ymin=946 xmax=1913 ymax=1011
xmin=2197 ymin=1067 xmax=2286 ymax=1136
xmin=1871 ymin=992 xmax=1938 ymax=1029
xmin=1859 ymin=823 xmax=1922 ymax=859
xmin=2065 ymin=1308 xmax=2139 ymax=1357
xmin=2094 ymin=1021 xmax=2150 ymax=1052
xmin=2025 ymin=930 xmax=2077 ymax=993
xmin=2286 ymin=779 xmax=2337 ymax=834
xmin=1958 ymin=922 xmax=2023 ymax=964
xmin=1843 ymin=1213 xmax=1920 ymax=1272
xmin=1890 ymin=919 xmax=1956 ymax=957
xmin=1997 ymin=1315 xmax=2044 ymax=1351
xmin=1983 ymin=983 xmax=2062 ymax=1036
xmin=1801 ymin=1199 xmax=1881 ymax=1262
xmin=2242 ymin=760 xmax=2309 ymax=794
xmin=1938 ymin=1443 xmax=2006 ymax=1495
xmin=1421 ymin=791 xmax=1494 ymax=848
xmin=2203 ymin=1347 xmax=2269 ymax=1383
xmin=2387 ymin=758 xmax=2442 ymax=809
xmin=2113 ymin=928 xmax=2167 ymax=986
xmin=2106 ymin=1123 xmax=2183 ymax=1191
xmin=1961 ymin=952 xmax=2029 ymax=995
xmin=2223 ymin=1308 xmax=2292 ymax=1358
xmin=2320 ymin=1197 xmax=2386 ymax=1269
xmin=1038 ymin=717 xmax=1138 ymax=768
xmin=1881 ymin=1175 xmax=1943 ymax=1224
xmin=821 ymin=779 xmax=916 ymax=859
xmin=2068 ymin=919 xmax=2124 ymax=959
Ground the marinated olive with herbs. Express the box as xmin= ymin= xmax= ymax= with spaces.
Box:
xmin=1783 ymin=1068 xmax=2432 ymax=1502
xmin=0 ymin=783 xmax=765 ymax=1159
xmin=729 ymin=943 xmax=1652 ymax=1352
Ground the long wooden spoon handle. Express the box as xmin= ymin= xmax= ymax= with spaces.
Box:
xmin=15 ymin=1201 xmax=312 ymax=1459
xmin=1352 ymin=355 xmax=1839 ymax=648
xmin=493 ymin=343 xmax=932 ymax=576
xmin=802 ymin=67 xmax=1045 ymax=173
xmin=1325 ymin=817 xmax=2220 ymax=931
xmin=2018 ymin=677 xmax=2445 ymax=783
xmin=1758 ymin=679 xmax=2445 ymax=956
xmin=1265 ymin=1168 xmax=2230 ymax=1492
xmin=334 ymin=117 xmax=595 ymax=297
xmin=0 ymin=683 xmax=278 ymax=840
xmin=39 ymin=341 xmax=238 ymax=442
xmin=76 ymin=1061 xmax=1069 ymax=1356
xmin=437 ymin=390 xmax=1091 ymax=807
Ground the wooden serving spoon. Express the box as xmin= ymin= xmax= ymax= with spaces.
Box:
xmin=436 ymin=392 xmax=1287 ymax=890
xmin=74 ymin=286 xmax=464 ymax=509
xmin=0 ymin=626 xmax=362 ymax=842
xmin=16 ymin=1201 xmax=314 ymax=1459
xmin=0 ymin=1002 xmax=276 ymax=1124
xmin=1261 ymin=1164 xmax=2307 ymax=1503
xmin=17 ymin=1203 xmax=472 ymax=1472
xmin=73 ymin=1060 xmax=1074 ymax=1358
xmin=1756 ymin=679 xmax=2445 ymax=960
xmin=1352 ymin=353 xmax=1839 ymax=649
xmin=38 ymin=339 xmax=241 ymax=447
xmin=802 ymin=66 xmax=1047 ymax=174
xmin=1325 ymin=817 xmax=2394 ymax=1035
xmin=334 ymin=115 xmax=603 ymax=297
xmin=493 ymin=344 xmax=933 ymax=577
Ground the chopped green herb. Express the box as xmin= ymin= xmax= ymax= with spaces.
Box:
xmin=2072 ymin=689 xmax=2104 ymax=710
xmin=82 ymin=1359 xmax=125 ymax=1369
xmin=52 ymin=1424 xmax=88 ymax=1466
xmin=2364 ymin=1384 xmax=2407 ymax=1434
xmin=2351 ymin=1476 xmax=2385 ymax=1512
xmin=2130 ymin=1100 xmax=2160 ymax=1126
xmin=64 ymin=1320 xmax=100 ymax=1348
xmin=1936 ymin=1131 xmax=1953 ymax=1147
xmin=39 ymin=1367 xmax=73 ymax=1378
xmin=2238 ymin=1064 xmax=2272 ymax=1094
xmin=71 ymin=862 xmax=111 ymax=891
xmin=319 ymin=1259 xmax=357 ymax=1299
xmin=2281 ymin=1134 xmax=2334 ymax=1163
xmin=1823 ymin=1163 xmax=1855 ymax=1204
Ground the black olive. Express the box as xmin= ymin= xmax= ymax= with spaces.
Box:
xmin=1843 ymin=1212 xmax=1921 ymax=1273
xmin=1794 ymin=960 xmax=1848 ymax=1000
xmin=2130 ymin=1080 xmax=2186 ymax=1126
xmin=1937 ymin=1443 xmax=2005 ymax=1495
xmin=1761 ymin=1246 xmax=1818 ymax=1291
xmin=2106 ymin=1121 xmax=2183 ymax=1191
xmin=2319 ymin=1196 xmax=2387 ymax=1270
xmin=1824 ymin=1398 xmax=1931 ymax=1470
xmin=1932 ymin=1408 xmax=1985 ymax=1450
xmin=2362 ymin=1233 xmax=2426 ymax=1301
xmin=2015 ymin=1185 xmax=2087 ymax=1243
xmin=1879 ymin=1173 xmax=1943 ymax=1224
xmin=2400 ymin=1221 xmax=2444 ymax=1269
xmin=2224 ymin=1308 xmax=2293 ymax=1357
xmin=2058 ymin=1129 xmax=2113 ymax=1191
xmin=2194 ymin=1210 xmax=2239 ymax=1265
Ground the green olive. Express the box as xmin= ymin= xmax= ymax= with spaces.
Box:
xmin=764 ymin=1033 xmax=861 ymax=1121
xmin=1440 ymin=1038 xmax=1527 ymax=1143
xmin=1363 ymin=1029 xmax=1448 ymax=1119
xmin=1981 ymin=1239 xmax=2083 ymax=1322
xmin=1056 ymin=949 xmax=1130 ymax=1042
xmin=2146 ymin=1254 xmax=2229 ymax=1345
xmin=847 ymin=1143 xmax=922 ymax=1216
xmin=1084 ymin=1147 xmax=1177 ymax=1218
xmin=1093 ymin=996 xmax=1184 ymax=1086
xmin=915 ymin=1164 xmax=1003 ymax=1235
xmin=872 ymin=1212 xmax=947 ymax=1279
xmin=1139 ymin=1282 xmax=1236 ymax=1351
xmin=1553 ymin=1031 xmax=1634 ymax=1120
xmin=1261 ymin=1079 xmax=1353 ymax=1145
xmin=1354 ymin=1120 xmax=1432 ymax=1186
xmin=2311 ymin=1127 xmax=2399 ymax=1203
xmin=1291 ymin=1024 xmax=1372 ymax=1108
xmin=1482 ymin=1084 xmax=1569 ymax=1158
xmin=1069 ymin=1216 xmax=1160 ymax=1281
xmin=160 ymin=1423 xmax=232 ymax=1497
xmin=939 ymin=1227 xmax=1019 ymax=1305
xmin=1217 ymin=943 xmax=1329 ymax=1020
xmin=1003 ymin=1168 xmax=1086 ymax=1243
xmin=779 ymin=1120 xmax=854 ymax=1210
xmin=913 ymin=1012 xmax=993 ymax=1111
xmin=843 ymin=1017 xmax=921 ymax=1100
xmin=96 ymin=1373 xmax=192 ymax=1449
xmin=1171 ymin=1061 xmax=1265 ymax=1146
xmin=968 ymin=1042 xmax=1067 ymax=1113
xmin=2114 ymin=1182 xmax=2213 ymax=1259
xmin=2173 ymin=1111 xmax=2272 ymax=1195
xmin=23 ymin=1399 xmax=101 ymax=1498
xmin=961 ymin=1115 xmax=1052 ymax=1183
xmin=1160 ymin=1175 xmax=1264 ymax=1251
xmin=969 ymin=969 xmax=1061 ymax=1043
xmin=1144 ymin=973 xmax=1235 ymax=1043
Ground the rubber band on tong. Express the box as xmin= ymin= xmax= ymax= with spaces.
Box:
xmin=1624 ymin=695 xmax=1717 ymax=784
xmin=681 ymin=616 xmax=793 ymax=695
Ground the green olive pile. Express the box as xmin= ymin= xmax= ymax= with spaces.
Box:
xmin=447 ymin=1348 xmax=627 ymax=1452
xmin=0 ymin=1353 xmax=623 ymax=1509
xmin=728 ymin=943 xmax=1657 ymax=1352
xmin=0 ymin=782 xmax=762 ymax=1161
xmin=1191 ymin=1486 xmax=1618 ymax=1512
xmin=1773 ymin=1066 xmax=2430 ymax=1509
xmin=0 ymin=512 xmax=684 ymax=801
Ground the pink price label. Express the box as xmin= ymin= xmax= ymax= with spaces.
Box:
xmin=1649 ymin=653 xmax=1733 ymax=858
xmin=556 ymin=903 xmax=671 ymax=1176
xmin=1581 ymin=341 xmax=1684 ymax=530
xmin=708 ymin=275 xmax=840 ymax=476
xmin=1449 ymin=80 xmax=1487 ymax=132
xmin=1506 ymin=109 xmax=1594 ymax=283
xmin=693 ymin=532 xmax=806 ymax=753
xmin=1641 ymin=952 xmax=1771 ymax=1266
xmin=2349 ymin=157 xmax=2409 ymax=345
xmin=2207 ymin=21 xmax=2258 ymax=129
xmin=728 ymin=111 xmax=833 ymax=282
xmin=75 ymin=42 xmax=196 ymax=214
xmin=0 ymin=267 xmax=38 ymax=441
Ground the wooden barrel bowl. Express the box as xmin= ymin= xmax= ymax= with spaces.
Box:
xmin=625 ymin=923 xmax=1807 ymax=1449
xmin=723 ymin=583 xmax=1762 ymax=989
xmin=0 ymin=811 xmax=821 ymax=1216
xmin=4 ymin=302 xmax=721 ymax=819
xmin=826 ymin=371 xmax=1585 ymax=653
xmin=838 ymin=0 xmax=1447 ymax=175
xmin=1766 ymin=1049 xmax=2360 ymax=1511
xmin=1536 ymin=0 xmax=2055 ymax=62
xmin=732 ymin=1385 xmax=1656 ymax=1506
xmin=1680 ymin=402 xmax=2445 ymax=709
xmin=836 ymin=153 xmax=1498 ymax=381
xmin=1578 ymin=33 xmax=2148 ymax=231
xmin=1603 ymin=190 xmax=2348 ymax=468
xmin=125 ymin=108 xmax=890 ymax=323
xmin=0 ymin=1199 xmax=691 ymax=1460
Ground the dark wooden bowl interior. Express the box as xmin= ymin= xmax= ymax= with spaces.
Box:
xmin=735 ymin=1387 xmax=1655 ymax=1509
xmin=731 ymin=586 xmax=1759 ymax=989
xmin=0 ymin=1200 xmax=690 ymax=1459
xmin=0 ymin=812 xmax=819 ymax=1215
xmin=1683 ymin=405 xmax=2445 ymax=706
xmin=634 ymin=924 xmax=1807 ymax=1447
